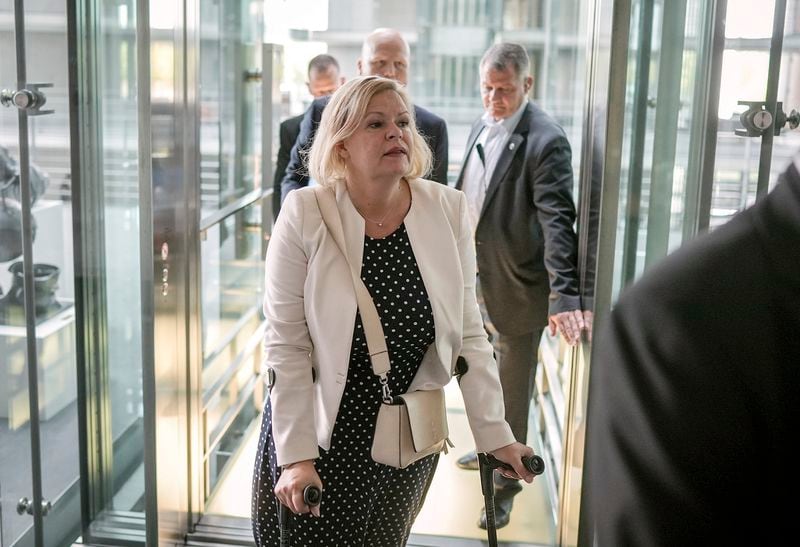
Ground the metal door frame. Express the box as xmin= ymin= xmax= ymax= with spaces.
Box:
xmin=3 ymin=1 xmax=53 ymax=543
xmin=757 ymin=0 xmax=788 ymax=198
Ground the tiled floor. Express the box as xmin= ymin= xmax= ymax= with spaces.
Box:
xmin=206 ymin=381 xmax=555 ymax=545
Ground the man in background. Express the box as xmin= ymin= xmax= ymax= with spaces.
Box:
xmin=584 ymin=159 xmax=800 ymax=545
xmin=454 ymin=42 xmax=585 ymax=530
xmin=272 ymin=54 xmax=344 ymax=218
xmin=279 ymin=28 xmax=449 ymax=203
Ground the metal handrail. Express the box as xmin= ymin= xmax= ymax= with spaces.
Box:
xmin=198 ymin=187 xmax=272 ymax=233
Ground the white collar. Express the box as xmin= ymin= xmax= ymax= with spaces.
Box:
xmin=481 ymin=100 xmax=528 ymax=134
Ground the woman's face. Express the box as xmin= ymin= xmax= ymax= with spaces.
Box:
xmin=339 ymin=90 xmax=412 ymax=183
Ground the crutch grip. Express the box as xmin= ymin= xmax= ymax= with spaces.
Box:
xmin=303 ymin=485 xmax=322 ymax=506
xmin=279 ymin=484 xmax=321 ymax=547
xmin=483 ymin=453 xmax=546 ymax=476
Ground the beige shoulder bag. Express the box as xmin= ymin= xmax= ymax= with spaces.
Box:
xmin=313 ymin=186 xmax=451 ymax=469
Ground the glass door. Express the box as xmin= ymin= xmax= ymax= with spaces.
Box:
xmin=0 ymin=1 xmax=81 ymax=546
xmin=709 ymin=0 xmax=800 ymax=226
xmin=195 ymin=0 xmax=266 ymax=515
xmin=71 ymin=0 xmax=147 ymax=542
xmin=580 ymin=0 xmax=799 ymax=543
xmin=607 ymin=0 xmax=800 ymax=299
xmin=2 ymin=0 xmax=150 ymax=544
xmin=610 ymin=0 xmax=729 ymax=297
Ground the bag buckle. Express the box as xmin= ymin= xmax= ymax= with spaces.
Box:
xmin=379 ymin=374 xmax=393 ymax=404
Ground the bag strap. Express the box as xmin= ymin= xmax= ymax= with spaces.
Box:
xmin=313 ymin=186 xmax=392 ymax=384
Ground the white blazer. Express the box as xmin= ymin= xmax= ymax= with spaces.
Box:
xmin=263 ymin=178 xmax=515 ymax=466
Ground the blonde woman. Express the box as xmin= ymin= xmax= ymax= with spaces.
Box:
xmin=251 ymin=76 xmax=535 ymax=546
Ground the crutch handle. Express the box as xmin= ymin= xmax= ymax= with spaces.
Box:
xmin=279 ymin=484 xmax=321 ymax=547
xmin=483 ymin=453 xmax=545 ymax=476
xmin=303 ymin=485 xmax=322 ymax=506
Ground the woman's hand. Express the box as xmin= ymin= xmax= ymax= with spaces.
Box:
xmin=274 ymin=460 xmax=323 ymax=517
xmin=491 ymin=442 xmax=536 ymax=483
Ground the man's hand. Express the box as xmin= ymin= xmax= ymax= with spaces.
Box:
xmin=582 ymin=310 xmax=594 ymax=342
xmin=274 ymin=460 xmax=322 ymax=517
xmin=548 ymin=309 xmax=586 ymax=346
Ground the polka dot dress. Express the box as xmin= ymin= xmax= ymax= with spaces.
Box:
xmin=252 ymin=224 xmax=438 ymax=546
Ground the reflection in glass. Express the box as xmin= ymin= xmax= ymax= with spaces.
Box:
xmin=199 ymin=0 xmax=263 ymax=216
xmin=201 ymin=200 xmax=264 ymax=500
xmin=202 ymin=203 xmax=264 ymax=365
xmin=79 ymin=0 xmax=146 ymax=537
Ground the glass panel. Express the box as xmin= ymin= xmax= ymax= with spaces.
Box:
xmin=204 ymin=345 xmax=260 ymax=497
xmin=0 ymin=264 xmax=36 ymax=547
xmin=201 ymin=201 xmax=264 ymax=367
xmin=710 ymin=0 xmax=800 ymax=227
xmin=1 ymin=0 xmax=146 ymax=539
xmin=79 ymin=0 xmax=146 ymax=537
xmin=776 ymin=1 xmax=800 ymax=166
xmin=612 ymin=0 xmax=714 ymax=299
xmin=99 ymin=0 xmax=144 ymax=487
xmin=1 ymin=0 xmax=81 ymax=545
xmin=200 ymin=198 xmax=264 ymax=502
xmin=0 ymin=48 xmax=33 ymax=538
xmin=710 ymin=0 xmax=775 ymax=227
xmin=199 ymin=0 xmax=263 ymax=216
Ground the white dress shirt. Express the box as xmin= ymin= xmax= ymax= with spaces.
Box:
xmin=462 ymin=100 xmax=529 ymax=233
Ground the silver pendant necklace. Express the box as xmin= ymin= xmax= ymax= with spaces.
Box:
xmin=355 ymin=184 xmax=402 ymax=227
xmin=360 ymin=208 xmax=394 ymax=227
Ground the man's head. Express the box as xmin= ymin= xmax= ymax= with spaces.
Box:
xmin=307 ymin=54 xmax=344 ymax=98
xmin=479 ymin=43 xmax=533 ymax=120
xmin=357 ymin=28 xmax=410 ymax=86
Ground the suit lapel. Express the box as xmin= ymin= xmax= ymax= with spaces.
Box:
xmin=480 ymin=105 xmax=531 ymax=218
xmin=455 ymin=120 xmax=484 ymax=190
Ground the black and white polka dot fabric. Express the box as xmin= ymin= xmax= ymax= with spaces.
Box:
xmin=252 ymin=224 xmax=438 ymax=546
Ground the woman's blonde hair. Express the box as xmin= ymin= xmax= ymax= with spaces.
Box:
xmin=308 ymin=76 xmax=433 ymax=187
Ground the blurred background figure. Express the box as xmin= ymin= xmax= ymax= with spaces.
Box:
xmin=272 ymin=54 xmax=344 ymax=218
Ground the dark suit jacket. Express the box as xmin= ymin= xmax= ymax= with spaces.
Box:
xmin=455 ymin=102 xmax=580 ymax=336
xmin=280 ymin=96 xmax=449 ymax=203
xmin=584 ymin=165 xmax=800 ymax=546
xmin=272 ymin=113 xmax=303 ymax=219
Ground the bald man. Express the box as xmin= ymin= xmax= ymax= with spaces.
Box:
xmin=279 ymin=28 xmax=449 ymax=203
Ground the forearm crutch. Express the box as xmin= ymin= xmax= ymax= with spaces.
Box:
xmin=278 ymin=485 xmax=322 ymax=547
xmin=477 ymin=453 xmax=546 ymax=547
